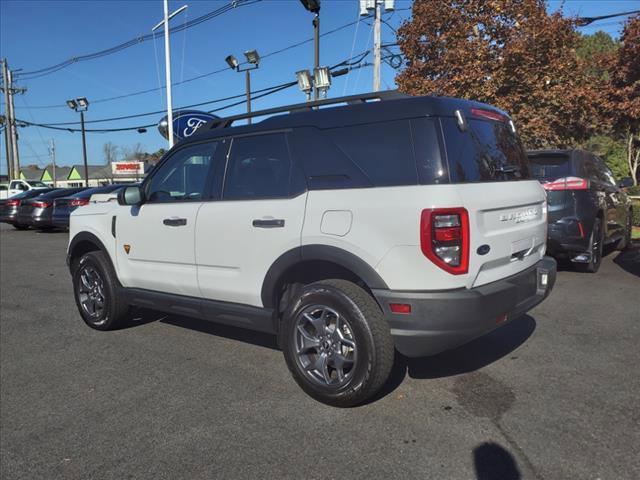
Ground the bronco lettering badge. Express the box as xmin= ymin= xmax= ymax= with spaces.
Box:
xmin=499 ymin=208 xmax=540 ymax=223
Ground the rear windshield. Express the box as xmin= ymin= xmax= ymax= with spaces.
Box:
xmin=442 ymin=117 xmax=531 ymax=182
xmin=528 ymin=154 xmax=571 ymax=181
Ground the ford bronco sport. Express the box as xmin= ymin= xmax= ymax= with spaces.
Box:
xmin=67 ymin=91 xmax=556 ymax=407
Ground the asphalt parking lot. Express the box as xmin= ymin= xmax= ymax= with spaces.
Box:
xmin=1 ymin=223 xmax=639 ymax=480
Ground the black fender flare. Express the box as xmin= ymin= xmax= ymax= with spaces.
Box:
xmin=261 ymin=244 xmax=388 ymax=308
xmin=67 ymin=231 xmax=110 ymax=269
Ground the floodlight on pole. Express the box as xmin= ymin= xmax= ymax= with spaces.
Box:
xmin=225 ymin=55 xmax=239 ymax=70
xmin=225 ymin=50 xmax=260 ymax=124
xmin=152 ymin=1 xmax=188 ymax=149
xmin=313 ymin=67 xmax=331 ymax=98
xmin=244 ymin=50 xmax=260 ymax=65
xmin=296 ymin=70 xmax=313 ymax=101
xmin=66 ymin=97 xmax=90 ymax=187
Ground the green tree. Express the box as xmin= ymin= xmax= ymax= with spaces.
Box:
xmin=577 ymin=31 xmax=620 ymax=79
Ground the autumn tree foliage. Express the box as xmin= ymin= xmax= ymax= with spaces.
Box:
xmin=396 ymin=0 xmax=604 ymax=148
xmin=605 ymin=15 xmax=640 ymax=185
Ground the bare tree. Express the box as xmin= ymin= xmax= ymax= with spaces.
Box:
xmin=122 ymin=142 xmax=145 ymax=161
xmin=103 ymin=142 xmax=119 ymax=165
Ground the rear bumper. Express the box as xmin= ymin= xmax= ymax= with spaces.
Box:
xmin=372 ymin=256 xmax=557 ymax=358
xmin=547 ymin=217 xmax=592 ymax=255
xmin=51 ymin=215 xmax=70 ymax=229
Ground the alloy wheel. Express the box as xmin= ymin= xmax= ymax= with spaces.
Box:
xmin=77 ymin=265 xmax=107 ymax=324
xmin=294 ymin=305 xmax=358 ymax=388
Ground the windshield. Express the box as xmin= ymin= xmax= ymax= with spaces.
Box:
xmin=528 ymin=154 xmax=571 ymax=181
xmin=442 ymin=117 xmax=531 ymax=182
xmin=29 ymin=181 xmax=48 ymax=188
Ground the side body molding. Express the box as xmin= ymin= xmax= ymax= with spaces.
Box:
xmin=261 ymin=244 xmax=389 ymax=308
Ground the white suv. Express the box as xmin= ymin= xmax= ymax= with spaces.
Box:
xmin=67 ymin=92 xmax=556 ymax=407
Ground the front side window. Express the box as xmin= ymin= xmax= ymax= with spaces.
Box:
xmin=223 ymin=133 xmax=291 ymax=200
xmin=146 ymin=142 xmax=218 ymax=203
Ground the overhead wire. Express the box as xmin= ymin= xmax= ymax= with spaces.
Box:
xmin=14 ymin=0 xmax=261 ymax=80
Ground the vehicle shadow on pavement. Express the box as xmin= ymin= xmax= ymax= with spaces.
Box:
xmin=370 ymin=315 xmax=537 ymax=402
xmin=158 ymin=313 xmax=279 ymax=350
xmin=613 ymin=246 xmax=640 ymax=278
xmin=473 ymin=442 xmax=521 ymax=480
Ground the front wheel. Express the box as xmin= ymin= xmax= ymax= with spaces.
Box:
xmin=12 ymin=224 xmax=29 ymax=230
xmin=281 ymin=279 xmax=394 ymax=407
xmin=72 ymin=251 xmax=130 ymax=330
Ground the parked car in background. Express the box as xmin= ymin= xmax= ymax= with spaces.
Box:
xmin=16 ymin=188 xmax=86 ymax=230
xmin=0 ymin=179 xmax=50 ymax=199
xmin=0 ymin=188 xmax=56 ymax=229
xmin=528 ymin=149 xmax=633 ymax=272
xmin=52 ymin=184 xmax=127 ymax=230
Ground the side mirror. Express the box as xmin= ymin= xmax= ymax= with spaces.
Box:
xmin=617 ymin=177 xmax=633 ymax=188
xmin=118 ymin=185 xmax=145 ymax=206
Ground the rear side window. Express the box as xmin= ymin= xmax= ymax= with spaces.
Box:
xmin=326 ymin=120 xmax=418 ymax=187
xmin=223 ymin=133 xmax=292 ymax=200
xmin=442 ymin=117 xmax=531 ymax=182
xmin=528 ymin=153 xmax=572 ymax=181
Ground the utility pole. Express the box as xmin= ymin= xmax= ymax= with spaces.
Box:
xmin=6 ymin=69 xmax=24 ymax=179
xmin=360 ymin=0 xmax=394 ymax=92
xmin=49 ymin=139 xmax=57 ymax=187
xmin=1 ymin=60 xmax=12 ymax=180
xmin=373 ymin=2 xmax=381 ymax=92
xmin=313 ymin=13 xmax=320 ymax=100
xmin=152 ymin=1 xmax=188 ymax=149
xmin=80 ymin=111 xmax=88 ymax=187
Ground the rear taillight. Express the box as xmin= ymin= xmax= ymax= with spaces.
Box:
xmin=420 ymin=208 xmax=470 ymax=275
xmin=7 ymin=199 xmax=20 ymax=207
xmin=32 ymin=201 xmax=51 ymax=209
xmin=542 ymin=177 xmax=588 ymax=191
xmin=70 ymin=198 xmax=90 ymax=207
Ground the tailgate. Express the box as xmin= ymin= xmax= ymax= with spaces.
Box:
xmin=456 ymin=180 xmax=547 ymax=288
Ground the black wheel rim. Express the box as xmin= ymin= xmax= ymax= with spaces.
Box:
xmin=294 ymin=305 xmax=358 ymax=388
xmin=78 ymin=265 xmax=107 ymax=324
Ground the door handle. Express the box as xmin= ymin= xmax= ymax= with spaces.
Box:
xmin=163 ymin=217 xmax=187 ymax=227
xmin=252 ymin=219 xmax=285 ymax=228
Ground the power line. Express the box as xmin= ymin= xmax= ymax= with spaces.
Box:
xmin=16 ymin=60 xmax=375 ymax=134
xmin=20 ymin=13 xmax=383 ymax=110
xmin=14 ymin=0 xmax=261 ymax=81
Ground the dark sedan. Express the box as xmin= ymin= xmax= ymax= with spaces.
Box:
xmin=52 ymin=184 xmax=127 ymax=229
xmin=16 ymin=188 xmax=87 ymax=230
xmin=0 ymin=188 xmax=55 ymax=229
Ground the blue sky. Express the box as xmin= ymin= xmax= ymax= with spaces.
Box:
xmin=1 ymin=0 xmax=638 ymax=174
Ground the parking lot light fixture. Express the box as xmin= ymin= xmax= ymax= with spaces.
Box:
xmin=66 ymin=97 xmax=90 ymax=187
xmin=313 ymin=66 xmax=331 ymax=98
xmin=244 ymin=50 xmax=260 ymax=66
xmin=296 ymin=70 xmax=313 ymax=101
xmin=225 ymin=55 xmax=239 ymax=70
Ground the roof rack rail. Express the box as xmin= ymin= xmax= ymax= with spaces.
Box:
xmin=208 ymin=90 xmax=408 ymax=129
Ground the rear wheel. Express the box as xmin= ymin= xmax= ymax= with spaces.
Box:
xmin=577 ymin=218 xmax=603 ymax=273
xmin=72 ymin=251 xmax=130 ymax=330
xmin=281 ymin=279 xmax=394 ymax=407
xmin=12 ymin=224 xmax=28 ymax=230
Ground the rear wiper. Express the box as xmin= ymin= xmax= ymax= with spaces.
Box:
xmin=494 ymin=165 xmax=521 ymax=177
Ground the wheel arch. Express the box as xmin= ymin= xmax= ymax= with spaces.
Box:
xmin=261 ymin=245 xmax=389 ymax=311
xmin=67 ymin=232 xmax=111 ymax=272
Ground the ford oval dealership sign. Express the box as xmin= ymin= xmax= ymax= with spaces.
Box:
xmin=158 ymin=110 xmax=220 ymax=142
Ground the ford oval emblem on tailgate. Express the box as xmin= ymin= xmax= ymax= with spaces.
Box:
xmin=477 ymin=244 xmax=491 ymax=255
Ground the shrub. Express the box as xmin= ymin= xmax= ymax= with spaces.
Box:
xmin=632 ymin=200 xmax=640 ymax=226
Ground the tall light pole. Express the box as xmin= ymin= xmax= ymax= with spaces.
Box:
xmin=225 ymin=50 xmax=260 ymax=124
xmin=152 ymin=1 xmax=188 ymax=149
xmin=299 ymin=0 xmax=321 ymax=100
xmin=67 ymin=97 xmax=90 ymax=187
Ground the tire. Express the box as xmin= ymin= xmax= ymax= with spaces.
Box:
xmin=12 ymin=224 xmax=29 ymax=230
xmin=72 ymin=251 xmax=130 ymax=330
xmin=577 ymin=217 xmax=603 ymax=273
xmin=280 ymin=279 xmax=394 ymax=407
